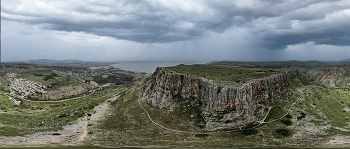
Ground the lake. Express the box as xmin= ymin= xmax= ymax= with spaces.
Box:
xmin=110 ymin=62 xmax=207 ymax=74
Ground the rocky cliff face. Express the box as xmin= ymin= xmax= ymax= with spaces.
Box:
xmin=143 ymin=67 xmax=300 ymax=131
xmin=307 ymin=67 xmax=347 ymax=89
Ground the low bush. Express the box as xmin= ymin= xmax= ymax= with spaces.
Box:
xmin=281 ymin=119 xmax=293 ymax=126
xmin=276 ymin=128 xmax=293 ymax=136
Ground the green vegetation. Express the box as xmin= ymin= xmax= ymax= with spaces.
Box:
xmin=264 ymin=91 xmax=299 ymax=122
xmin=24 ymin=73 xmax=71 ymax=87
xmin=91 ymin=79 xmax=265 ymax=147
xmin=296 ymin=85 xmax=350 ymax=128
xmin=280 ymin=119 xmax=293 ymax=126
xmin=143 ymin=95 xmax=206 ymax=131
xmin=275 ymin=128 xmax=293 ymax=137
xmin=1 ymin=62 xmax=350 ymax=148
xmin=90 ymin=64 xmax=350 ymax=147
xmin=92 ymin=73 xmax=133 ymax=85
xmin=90 ymin=76 xmax=333 ymax=147
xmin=0 ymin=65 xmax=71 ymax=86
xmin=0 ymin=65 xmax=91 ymax=100
xmin=285 ymin=114 xmax=293 ymax=119
xmin=167 ymin=64 xmax=288 ymax=86
xmin=0 ymin=84 xmax=125 ymax=136
xmin=264 ymin=78 xmax=305 ymax=122
xmin=0 ymin=63 xmax=139 ymax=138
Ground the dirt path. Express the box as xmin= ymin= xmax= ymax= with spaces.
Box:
xmin=139 ymin=97 xmax=195 ymax=134
xmin=84 ymin=95 xmax=119 ymax=142
xmin=137 ymin=84 xmax=204 ymax=134
xmin=0 ymin=116 xmax=88 ymax=147
xmin=242 ymin=89 xmax=304 ymax=131
xmin=9 ymin=97 xmax=21 ymax=105
xmin=138 ymin=86 xmax=305 ymax=134
xmin=266 ymin=92 xmax=304 ymax=124
xmin=0 ymin=94 xmax=119 ymax=147
xmin=327 ymin=135 xmax=350 ymax=147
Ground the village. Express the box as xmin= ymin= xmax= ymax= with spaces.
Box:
xmin=52 ymin=68 xmax=109 ymax=83
xmin=53 ymin=66 xmax=146 ymax=85
xmin=6 ymin=73 xmax=47 ymax=99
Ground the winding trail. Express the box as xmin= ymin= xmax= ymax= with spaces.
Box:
xmin=138 ymin=97 xmax=197 ymax=134
xmin=266 ymin=92 xmax=304 ymax=124
xmin=0 ymin=116 xmax=88 ymax=147
xmin=0 ymin=94 xmax=119 ymax=147
xmin=245 ymin=90 xmax=304 ymax=130
xmin=138 ymin=86 xmax=305 ymax=134
xmin=20 ymin=88 xmax=99 ymax=103
xmin=257 ymin=107 xmax=272 ymax=124
xmin=137 ymin=84 xmax=217 ymax=134
xmin=137 ymin=84 xmax=197 ymax=134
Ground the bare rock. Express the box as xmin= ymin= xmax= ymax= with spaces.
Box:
xmin=143 ymin=67 xmax=300 ymax=131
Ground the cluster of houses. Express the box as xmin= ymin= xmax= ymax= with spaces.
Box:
xmin=6 ymin=73 xmax=47 ymax=98
xmin=53 ymin=69 xmax=108 ymax=83
xmin=53 ymin=70 xmax=86 ymax=82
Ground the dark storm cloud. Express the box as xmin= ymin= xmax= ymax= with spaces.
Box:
xmin=254 ymin=0 xmax=350 ymax=49
xmin=1 ymin=0 xmax=350 ymax=48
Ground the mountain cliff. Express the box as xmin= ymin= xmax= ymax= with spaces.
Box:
xmin=143 ymin=67 xmax=301 ymax=131
xmin=307 ymin=67 xmax=348 ymax=89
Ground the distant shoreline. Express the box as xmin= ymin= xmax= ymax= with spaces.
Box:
xmin=110 ymin=62 xmax=207 ymax=74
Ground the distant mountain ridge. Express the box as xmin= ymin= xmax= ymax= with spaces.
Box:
xmin=26 ymin=59 xmax=84 ymax=63
xmin=24 ymin=59 xmax=114 ymax=67
xmin=342 ymin=58 xmax=350 ymax=62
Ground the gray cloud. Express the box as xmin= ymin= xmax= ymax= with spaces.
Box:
xmin=1 ymin=0 xmax=350 ymax=50
xmin=253 ymin=1 xmax=350 ymax=49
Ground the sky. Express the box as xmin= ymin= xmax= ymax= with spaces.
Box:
xmin=1 ymin=0 xmax=350 ymax=62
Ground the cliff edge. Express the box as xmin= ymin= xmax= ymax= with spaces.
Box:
xmin=307 ymin=67 xmax=348 ymax=89
xmin=142 ymin=67 xmax=300 ymax=131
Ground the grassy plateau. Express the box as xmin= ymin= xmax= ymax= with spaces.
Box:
xmin=167 ymin=64 xmax=288 ymax=86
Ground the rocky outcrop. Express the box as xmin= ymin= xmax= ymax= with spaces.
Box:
xmin=143 ymin=67 xmax=300 ymax=131
xmin=307 ymin=67 xmax=347 ymax=89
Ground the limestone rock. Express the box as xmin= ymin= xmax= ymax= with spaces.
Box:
xmin=307 ymin=67 xmax=347 ymax=89
xmin=143 ymin=67 xmax=300 ymax=131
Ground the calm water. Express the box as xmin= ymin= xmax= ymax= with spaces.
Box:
xmin=111 ymin=62 xmax=206 ymax=74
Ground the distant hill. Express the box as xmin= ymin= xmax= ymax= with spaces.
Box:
xmin=26 ymin=59 xmax=83 ymax=64
xmin=342 ymin=58 xmax=350 ymax=62
xmin=24 ymin=59 xmax=114 ymax=67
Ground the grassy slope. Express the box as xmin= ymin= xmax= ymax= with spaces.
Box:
xmin=306 ymin=66 xmax=350 ymax=89
xmin=298 ymin=85 xmax=350 ymax=129
xmin=0 ymin=86 xmax=125 ymax=136
xmin=1 ymin=64 xmax=349 ymax=147
xmin=0 ymin=66 xmax=91 ymax=101
xmin=92 ymin=74 xmax=350 ymax=147
xmin=0 ymin=65 xmax=86 ymax=87
xmin=23 ymin=74 xmax=70 ymax=87
xmin=91 ymin=79 xmax=264 ymax=147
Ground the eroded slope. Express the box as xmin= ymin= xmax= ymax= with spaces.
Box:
xmin=143 ymin=66 xmax=301 ymax=131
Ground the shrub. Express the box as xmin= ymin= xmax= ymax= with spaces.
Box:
xmin=194 ymin=133 xmax=209 ymax=137
xmin=242 ymin=129 xmax=259 ymax=135
xmin=58 ymin=113 xmax=68 ymax=118
xmin=281 ymin=119 xmax=293 ymax=126
xmin=285 ymin=114 xmax=293 ymax=119
xmin=276 ymin=129 xmax=293 ymax=136
xmin=297 ymin=112 xmax=306 ymax=120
